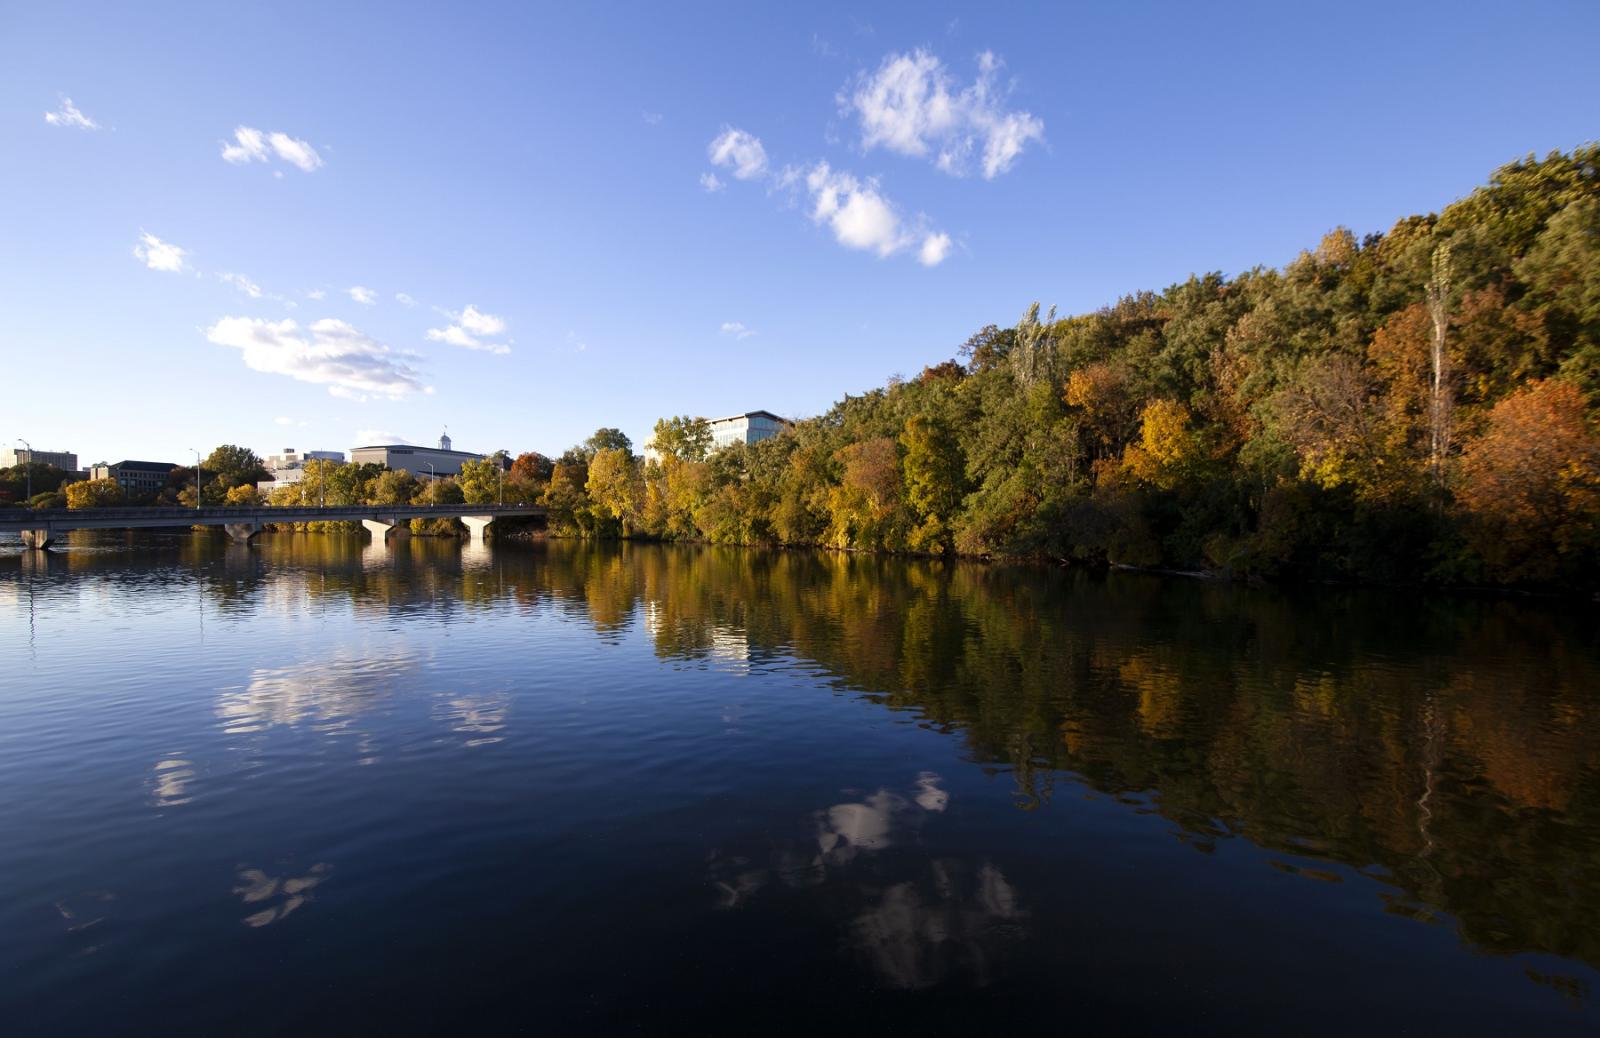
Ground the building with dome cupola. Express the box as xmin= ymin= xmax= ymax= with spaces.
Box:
xmin=350 ymin=430 xmax=486 ymax=477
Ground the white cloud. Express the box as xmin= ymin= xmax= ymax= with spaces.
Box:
xmin=801 ymin=162 xmax=947 ymax=264
xmin=704 ymin=127 xmax=948 ymax=267
xmin=918 ymin=232 xmax=953 ymax=267
xmin=426 ymin=304 xmax=510 ymax=354
xmin=221 ymin=126 xmax=268 ymax=164
xmin=219 ymin=271 xmax=263 ymax=299
xmin=133 ymin=232 xmax=186 ymax=272
xmin=354 ymin=429 xmax=411 ymax=446
xmin=221 ymin=126 xmax=323 ymax=172
xmin=44 ymin=96 xmax=98 ymax=130
xmin=347 ymin=286 xmax=377 ymax=305
xmin=700 ymin=171 xmax=725 ymax=193
xmin=720 ymin=321 xmax=756 ymax=340
xmin=268 ymin=131 xmax=322 ymax=172
xmin=642 ymin=110 xmax=664 ymax=125
xmin=307 ymin=289 xmax=326 ymax=301
xmin=205 ymin=316 xmax=425 ymax=400
xmin=457 ymin=304 xmax=505 ymax=335
xmin=395 ymin=292 xmax=417 ymax=308
xmin=845 ymin=49 xmax=1043 ymax=178
xmin=708 ymin=127 xmax=768 ymax=180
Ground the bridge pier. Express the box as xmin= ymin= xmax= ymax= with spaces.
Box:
xmin=224 ymin=521 xmax=262 ymax=545
xmin=461 ymin=516 xmax=494 ymax=542
xmin=362 ymin=518 xmax=399 ymax=542
xmin=20 ymin=529 xmax=54 ymax=551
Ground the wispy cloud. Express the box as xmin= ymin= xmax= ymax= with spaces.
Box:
xmin=700 ymin=172 xmax=725 ymax=193
xmin=642 ymin=110 xmax=664 ymax=126
xmin=720 ymin=321 xmax=756 ymax=340
xmin=133 ymin=232 xmax=186 ymax=272
xmin=844 ymin=49 xmax=1043 ymax=178
xmin=395 ymin=292 xmax=417 ymax=308
xmin=347 ymin=286 xmax=377 ymax=305
xmin=205 ymin=316 xmax=426 ymax=400
xmin=306 ymin=289 xmax=326 ymax=301
xmin=426 ymin=304 xmax=510 ymax=354
xmin=221 ymin=126 xmax=324 ymax=172
xmin=44 ymin=96 xmax=99 ymax=130
xmin=218 ymin=271 xmax=263 ymax=299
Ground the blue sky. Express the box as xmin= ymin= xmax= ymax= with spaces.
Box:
xmin=3 ymin=1 xmax=1597 ymax=465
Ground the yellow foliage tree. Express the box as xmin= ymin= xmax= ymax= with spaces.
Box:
xmin=66 ymin=477 xmax=126 ymax=509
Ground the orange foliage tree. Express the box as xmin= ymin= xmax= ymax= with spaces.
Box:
xmin=1457 ymin=379 xmax=1600 ymax=582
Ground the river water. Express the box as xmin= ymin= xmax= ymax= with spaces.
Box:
xmin=2 ymin=532 xmax=1598 ymax=1033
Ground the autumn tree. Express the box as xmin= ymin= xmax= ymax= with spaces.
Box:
xmin=1120 ymin=400 xmax=1205 ymax=491
xmin=826 ymin=437 xmax=905 ymax=549
xmin=542 ymin=462 xmax=592 ymax=534
xmin=586 ymin=448 xmax=641 ymax=533
xmin=66 ymin=477 xmax=126 ymax=509
xmin=1457 ymin=379 xmax=1600 ymax=583
xmin=510 ymin=452 xmax=554 ymax=483
xmin=900 ymin=415 xmax=964 ymax=552
xmin=371 ymin=469 xmax=421 ymax=505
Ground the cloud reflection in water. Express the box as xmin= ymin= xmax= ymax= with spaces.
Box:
xmin=710 ymin=771 xmax=1026 ymax=990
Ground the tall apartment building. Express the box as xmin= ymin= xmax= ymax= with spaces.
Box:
xmin=2 ymin=447 xmax=78 ymax=471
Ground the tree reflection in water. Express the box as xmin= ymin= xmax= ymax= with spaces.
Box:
xmin=25 ymin=532 xmax=1600 ymax=978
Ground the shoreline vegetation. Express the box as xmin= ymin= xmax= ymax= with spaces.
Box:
xmin=6 ymin=148 xmax=1598 ymax=593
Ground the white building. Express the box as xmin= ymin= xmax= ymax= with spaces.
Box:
xmin=350 ymin=432 xmax=485 ymax=478
xmin=258 ymin=448 xmax=345 ymax=491
xmin=706 ymin=411 xmax=788 ymax=451
xmin=2 ymin=447 xmax=78 ymax=471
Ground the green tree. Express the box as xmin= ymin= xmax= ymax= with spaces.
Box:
xmin=458 ymin=457 xmax=505 ymax=505
xmin=647 ymin=416 xmax=713 ymax=462
xmin=202 ymin=445 xmax=269 ymax=488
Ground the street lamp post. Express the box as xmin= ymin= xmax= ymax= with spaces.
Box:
xmin=16 ymin=438 xmax=32 ymax=501
xmin=191 ymin=449 xmax=202 ymax=510
xmin=498 ymin=461 xmax=503 ymax=506
xmin=427 ymin=463 xmax=436 ymax=506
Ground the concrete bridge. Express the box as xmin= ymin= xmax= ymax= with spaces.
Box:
xmin=0 ymin=503 xmax=546 ymax=550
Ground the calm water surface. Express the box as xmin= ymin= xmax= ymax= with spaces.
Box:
xmin=2 ymin=532 xmax=1599 ymax=1033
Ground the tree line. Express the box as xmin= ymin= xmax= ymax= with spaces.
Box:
xmin=544 ymin=148 xmax=1600 ymax=590
xmin=10 ymin=148 xmax=1598 ymax=588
